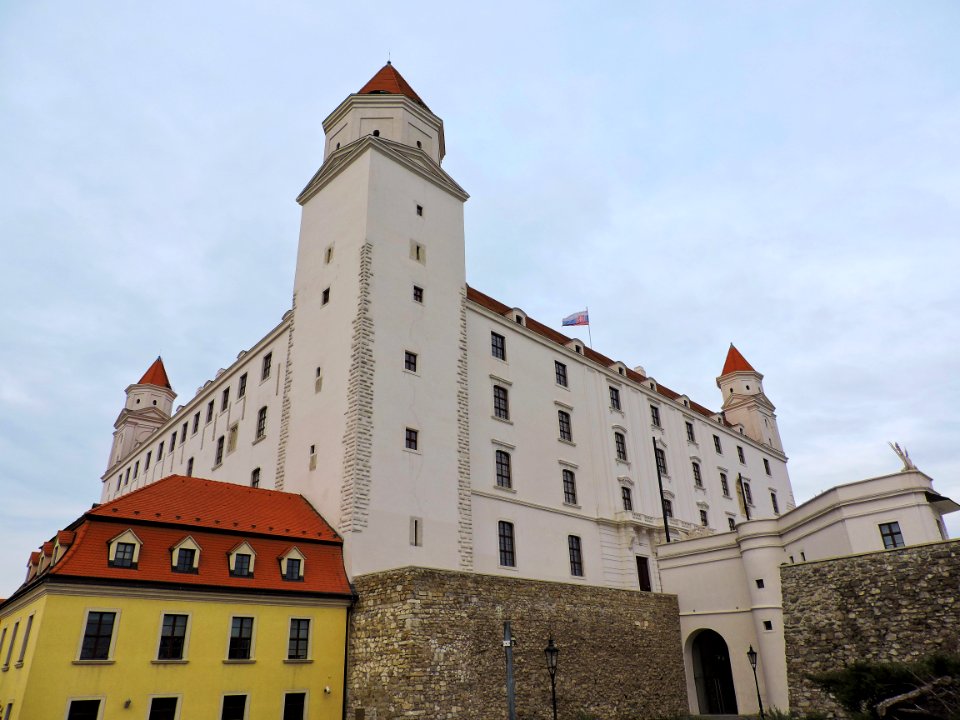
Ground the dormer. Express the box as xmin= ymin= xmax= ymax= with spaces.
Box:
xmin=509 ymin=309 xmax=527 ymax=327
xmin=565 ymin=339 xmax=586 ymax=355
xmin=676 ymin=395 xmax=690 ymax=409
xmin=279 ymin=547 xmax=306 ymax=582
xmin=228 ymin=541 xmax=256 ymax=578
xmin=108 ymin=529 xmax=143 ymax=569
xmin=53 ymin=530 xmax=76 ymax=564
xmin=171 ymin=536 xmax=202 ymax=574
xmin=646 ymin=378 xmax=658 ymax=392
xmin=322 ymin=63 xmax=445 ymax=165
xmin=26 ymin=551 xmax=41 ymax=582
xmin=37 ymin=542 xmax=53 ymax=574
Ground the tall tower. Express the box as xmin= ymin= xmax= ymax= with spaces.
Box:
xmin=281 ymin=64 xmax=471 ymax=576
xmin=716 ymin=344 xmax=783 ymax=452
xmin=108 ymin=357 xmax=176 ymax=469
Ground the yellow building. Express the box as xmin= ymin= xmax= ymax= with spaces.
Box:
xmin=0 ymin=475 xmax=353 ymax=720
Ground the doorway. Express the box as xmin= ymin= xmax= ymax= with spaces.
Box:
xmin=691 ymin=629 xmax=738 ymax=714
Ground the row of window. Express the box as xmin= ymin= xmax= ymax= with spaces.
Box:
xmin=55 ymin=691 xmax=306 ymax=720
xmin=0 ymin=614 xmax=33 ymax=670
xmin=496 ymin=522 xmax=586 ymax=578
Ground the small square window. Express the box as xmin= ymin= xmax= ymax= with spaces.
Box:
xmin=404 ymin=351 xmax=418 ymax=373
xmin=221 ymin=695 xmax=247 ymax=720
xmin=405 ymin=428 xmax=419 ymax=451
xmin=763 ymin=620 xmax=773 ymax=631
xmin=879 ymin=521 xmax=904 ymax=549
xmin=756 ymin=578 xmax=765 ymax=589
xmin=149 ymin=697 xmax=179 ymax=720
xmin=416 ymin=204 xmax=423 ymax=216
xmin=413 ymin=285 xmax=424 ymax=303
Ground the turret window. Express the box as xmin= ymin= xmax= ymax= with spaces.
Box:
xmin=879 ymin=522 xmax=904 ymax=549
xmin=720 ymin=472 xmax=730 ymax=497
xmin=215 ymin=436 xmax=225 ymax=466
xmin=562 ymin=469 xmax=577 ymax=505
xmin=700 ymin=509 xmax=709 ymax=527
xmin=157 ymin=441 xmax=164 ymax=461
xmin=251 ymin=467 xmax=261 ymax=488
xmin=145 ymin=451 xmax=152 ymax=471
xmin=192 ymin=413 xmax=200 ymax=434
xmin=221 ymin=387 xmax=230 ymax=411
xmin=186 ymin=457 xmax=194 ymax=475
xmin=770 ymin=492 xmax=780 ymax=515
xmin=558 ymin=410 xmax=573 ymax=442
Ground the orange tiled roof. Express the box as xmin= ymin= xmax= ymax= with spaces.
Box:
xmin=721 ymin=344 xmax=756 ymax=375
xmin=138 ymin=356 xmax=172 ymax=389
xmin=358 ymin=62 xmax=429 ymax=110
xmin=56 ymin=530 xmax=75 ymax=545
xmin=465 ymin=285 xmax=726 ymax=424
xmin=41 ymin=542 xmax=53 ymax=557
xmin=88 ymin=476 xmax=341 ymax=543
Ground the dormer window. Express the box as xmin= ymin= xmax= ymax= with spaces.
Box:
xmin=279 ymin=547 xmax=306 ymax=582
xmin=108 ymin=529 xmax=142 ymax=569
xmin=228 ymin=541 xmax=257 ymax=578
xmin=171 ymin=536 xmax=201 ymax=574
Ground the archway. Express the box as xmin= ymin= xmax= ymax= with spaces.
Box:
xmin=690 ymin=629 xmax=738 ymax=714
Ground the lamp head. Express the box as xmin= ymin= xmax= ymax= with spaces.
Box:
xmin=747 ymin=645 xmax=758 ymax=670
xmin=544 ymin=636 xmax=559 ymax=676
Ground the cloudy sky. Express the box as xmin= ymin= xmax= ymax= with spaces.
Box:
xmin=1 ymin=1 xmax=958 ymax=597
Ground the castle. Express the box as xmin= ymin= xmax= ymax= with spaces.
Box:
xmin=90 ymin=63 xmax=957 ymax=716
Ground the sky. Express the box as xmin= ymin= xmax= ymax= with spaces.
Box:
xmin=1 ymin=1 xmax=958 ymax=597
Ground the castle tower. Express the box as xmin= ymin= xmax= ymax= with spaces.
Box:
xmin=716 ymin=344 xmax=784 ymax=452
xmin=281 ymin=64 xmax=470 ymax=576
xmin=108 ymin=357 xmax=176 ymax=468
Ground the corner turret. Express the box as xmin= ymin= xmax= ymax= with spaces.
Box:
xmin=716 ymin=345 xmax=784 ymax=453
xmin=108 ymin=357 xmax=176 ymax=470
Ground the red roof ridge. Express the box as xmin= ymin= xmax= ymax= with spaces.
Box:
xmin=721 ymin=344 xmax=756 ymax=375
xmin=358 ymin=62 xmax=429 ymax=110
xmin=137 ymin=356 xmax=172 ymax=390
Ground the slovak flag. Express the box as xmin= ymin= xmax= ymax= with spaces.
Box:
xmin=562 ymin=310 xmax=589 ymax=327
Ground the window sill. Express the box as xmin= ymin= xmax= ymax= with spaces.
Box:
xmin=498 ymin=564 xmax=518 ymax=572
xmin=152 ymin=659 xmax=188 ymax=665
xmin=223 ymin=659 xmax=256 ymax=664
xmin=402 ymin=369 xmax=419 ymax=377
xmin=650 ymin=424 xmax=663 ymax=432
xmin=73 ymin=660 xmax=115 ymax=665
xmin=562 ymin=502 xmax=581 ymax=510
xmin=556 ymin=384 xmax=569 ymax=391
xmin=252 ymin=435 xmax=266 ymax=446
xmin=212 ymin=462 xmax=223 ymax=470
xmin=14 ymin=662 xmax=23 ymax=669
xmin=558 ymin=439 xmax=576 ymax=447
xmin=283 ymin=659 xmax=313 ymax=664
xmin=493 ymin=485 xmax=516 ymax=494
xmin=259 ymin=376 xmax=271 ymax=385
xmin=615 ymin=458 xmax=630 ymax=467
xmin=694 ymin=485 xmax=706 ymax=493
xmin=402 ymin=447 xmax=422 ymax=456
xmin=687 ymin=440 xmax=699 ymax=447
xmin=491 ymin=416 xmax=513 ymax=425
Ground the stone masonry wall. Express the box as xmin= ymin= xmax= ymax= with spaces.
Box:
xmin=782 ymin=539 xmax=960 ymax=716
xmin=347 ymin=567 xmax=687 ymax=720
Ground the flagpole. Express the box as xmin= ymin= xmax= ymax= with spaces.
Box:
xmin=586 ymin=306 xmax=593 ymax=348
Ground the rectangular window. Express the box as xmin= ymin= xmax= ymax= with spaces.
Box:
xmin=621 ymin=486 xmax=633 ymax=511
xmin=558 ymin=410 xmax=572 ymax=442
xmin=495 ymin=450 xmax=512 ymax=489
xmin=562 ymin=469 xmax=577 ymax=505
xmin=3 ymin=623 xmax=17 ymax=668
xmin=493 ymin=385 xmax=510 ymax=420
xmin=321 ymin=287 xmax=330 ymax=305
xmin=636 ymin=556 xmax=652 ymax=591
xmin=771 ymin=492 xmax=780 ymax=515
xmin=79 ymin=611 xmax=116 ymax=660
xmin=283 ymin=693 xmax=306 ymax=720
xmin=174 ymin=548 xmax=195 ymax=573
xmin=692 ymin=462 xmax=703 ymax=487
xmin=67 ymin=700 xmax=101 ymax=720
xmin=498 ymin=521 xmax=515 ymax=567
xmin=186 ymin=457 xmax=194 ymax=476
xmin=491 ymin=332 xmax=506 ymax=360
xmin=686 ymin=421 xmax=696 ymax=443
xmin=113 ymin=542 xmax=135 ymax=568
xmin=614 ymin=432 xmax=628 ymax=461
xmin=0 ymin=628 xmax=6 ymax=664
xmin=720 ymin=472 xmax=730 ymax=497
xmin=148 ymin=697 xmax=179 ymax=720
xmin=413 ymin=285 xmax=424 ymax=303
xmin=221 ymin=387 xmax=230 ymax=411
xmin=232 ymin=554 xmax=252 ymax=578
xmin=555 ymin=361 xmax=568 ymax=387
xmin=228 ymin=617 xmax=253 ymax=659
xmin=261 ymin=352 xmax=273 ymax=380
xmin=145 ymin=451 xmax=152 ymax=471
xmin=764 ymin=458 xmax=771 ymax=475
xmin=215 ymin=436 xmax=225 ymax=465
xmin=737 ymin=445 xmax=746 ymax=464
xmin=405 ymin=427 xmax=419 ymax=451
xmin=742 ymin=480 xmax=754 ymax=506
xmin=728 ymin=517 xmax=736 ymax=531
xmin=609 ymin=386 xmax=621 ymax=411
xmin=288 ymin=619 xmax=310 ymax=660
xmin=650 ymin=405 xmax=661 ymax=427
xmin=568 ymin=535 xmax=584 ymax=577
xmin=654 ymin=447 xmax=668 ymax=476
xmin=700 ymin=509 xmax=709 ymax=526
xmin=250 ymin=467 xmax=260 ymax=488
xmin=158 ymin=441 xmax=165 ymax=461
xmin=133 ymin=460 xmax=139 ymax=478
xmin=404 ymin=351 xmax=418 ymax=372
xmin=181 ymin=422 xmax=188 ymax=443
xmin=256 ymin=407 xmax=267 ymax=439
xmin=171 ymin=431 xmax=177 ymax=450
xmin=13 ymin=615 xmax=28 ymax=664
xmin=238 ymin=373 xmax=247 ymax=398
xmin=221 ymin=695 xmax=247 ymax=720
xmin=879 ymin=522 xmax=905 ymax=549
xmin=713 ymin=435 xmax=722 ymax=454
xmin=284 ymin=558 xmax=302 ymax=581
xmin=157 ymin=614 xmax=188 ymax=660
xmin=662 ymin=498 xmax=673 ymax=519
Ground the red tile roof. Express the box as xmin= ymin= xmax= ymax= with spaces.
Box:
xmin=466 ymin=285 xmax=727 ymax=424
xmin=88 ymin=476 xmax=341 ymax=543
xmin=721 ymin=344 xmax=756 ymax=375
xmin=56 ymin=530 xmax=76 ymax=545
xmin=137 ymin=356 xmax=172 ymax=389
xmin=358 ymin=62 xmax=429 ymax=110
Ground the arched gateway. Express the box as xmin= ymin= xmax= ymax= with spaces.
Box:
xmin=690 ymin=629 xmax=738 ymax=714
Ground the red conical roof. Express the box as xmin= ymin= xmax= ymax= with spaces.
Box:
xmin=138 ymin=357 xmax=172 ymax=389
xmin=721 ymin=344 xmax=756 ymax=375
xmin=358 ymin=62 xmax=429 ymax=110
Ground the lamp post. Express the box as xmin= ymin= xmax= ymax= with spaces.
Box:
xmin=544 ymin=636 xmax=559 ymax=720
xmin=747 ymin=645 xmax=765 ymax=720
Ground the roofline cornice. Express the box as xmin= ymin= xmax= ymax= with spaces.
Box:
xmin=80 ymin=515 xmax=344 ymax=547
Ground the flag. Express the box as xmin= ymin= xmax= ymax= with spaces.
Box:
xmin=562 ymin=310 xmax=589 ymax=327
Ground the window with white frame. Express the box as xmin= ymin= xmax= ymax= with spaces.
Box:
xmin=562 ymin=469 xmax=577 ymax=505
xmin=614 ymin=431 xmax=628 ymax=462
xmin=493 ymin=385 xmax=510 ymax=420
xmin=495 ymin=450 xmax=512 ymax=489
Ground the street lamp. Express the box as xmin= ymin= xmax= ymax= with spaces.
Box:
xmin=544 ymin=636 xmax=559 ymax=720
xmin=747 ymin=645 xmax=765 ymax=720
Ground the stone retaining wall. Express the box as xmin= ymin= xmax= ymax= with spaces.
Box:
xmin=347 ymin=566 xmax=687 ymax=720
xmin=782 ymin=539 xmax=960 ymax=716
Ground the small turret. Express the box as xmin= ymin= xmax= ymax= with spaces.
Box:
xmin=716 ymin=345 xmax=784 ymax=453
xmin=108 ymin=357 xmax=176 ymax=470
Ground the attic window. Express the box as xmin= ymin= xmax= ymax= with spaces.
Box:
xmin=171 ymin=536 xmax=201 ymax=573
xmin=618 ymin=367 xmax=625 ymax=376
xmin=229 ymin=542 xmax=257 ymax=578
xmin=373 ymin=130 xmax=380 ymax=137
xmin=575 ymin=345 xmax=582 ymax=354
xmin=280 ymin=548 xmax=306 ymax=581
xmin=108 ymin=529 xmax=142 ymax=569
xmin=515 ymin=315 xmax=523 ymax=325
xmin=416 ymin=140 xmax=422 ymax=149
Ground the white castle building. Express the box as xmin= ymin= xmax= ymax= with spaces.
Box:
xmin=99 ymin=64 xmax=957 ymax=715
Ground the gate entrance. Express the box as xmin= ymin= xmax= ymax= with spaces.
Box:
xmin=691 ymin=629 xmax=738 ymax=714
